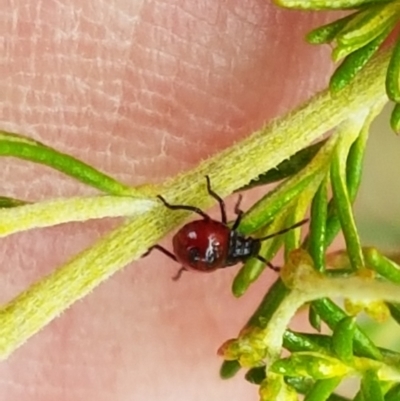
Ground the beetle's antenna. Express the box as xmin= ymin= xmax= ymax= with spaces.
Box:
xmin=258 ymin=219 xmax=309 ymax=241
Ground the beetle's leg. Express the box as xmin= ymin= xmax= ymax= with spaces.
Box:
xmin=205 ymin=175 xmax=227 ymax=224
xmin=172 ymin=267 xmax=186 ymax=281
xmin=232 ymin=194 xmax=244 ymax=230
xmin=144 ymin=246 xmax=185 ymax=281
xmin=144 ymin=245 xmax=178 ymax=262
xmin=256 ymin=255 xmax=280 ymax=272
xmin=157 ymin=195 xmax=210 ymax=220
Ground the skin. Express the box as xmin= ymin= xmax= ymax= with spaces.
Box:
xmin=1 ymin=2 xmax=335 ymax=400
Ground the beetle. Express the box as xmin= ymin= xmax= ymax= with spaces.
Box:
xmin=150 ymin=176 xmax=307 ymax=280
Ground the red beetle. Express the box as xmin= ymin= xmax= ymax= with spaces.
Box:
xmin=151 ymin=176 xmax=307 ymax=280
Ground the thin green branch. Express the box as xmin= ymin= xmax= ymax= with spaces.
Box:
xmin=325 ymin=98 xmax=384 ymax=246
xmin=308 ymin=177 xmax=328 ymax=272
xmin=311 ymin=298 xmax=382 ymax=360
xmin=237 ymin=139 xmax=328 ymax=190
xmin=274 ymin=0 xmax=384 ymax=10
xmin=330 ymin=123 xmax=366 ymax=271
xmin=364 ymin=247 xmax=400 ymax=284
xmin=220 ymin=250 xmax=400 ymax=370
xmin=0 ymin=48 xmax=391 ymax=359
xmin=304 ymin=377 xmax=342 ymax=401
xmin=238 ymin=133 xmax=338 ymax=234
xmin=232 ymin=134 xmax=338 ymax=297
xmin=0 ymin=196 xmax=29 ymax=208
xmin=0 ymin=131 xmax=138 ymax=196
xmin=0 ymin=196 xmax=154 ymax=238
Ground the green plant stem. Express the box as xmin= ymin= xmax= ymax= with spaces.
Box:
xmin=308 ymin=177 xmax=328 ymax=272
xmin=275 ymin=0 xmax=388 ymax=10
xmin=361 ymin=369 xmax=384 ymax=401
xmin=0 ymin=196 xmax=28 ymax=208
xmin=364 ymin=247 xmax=400 ymax=284
xmin=287 ymin=377 xmax=350 ymax=400
xmin=283 ymin=330 xmax=329 ymax=354
xmin=220 ymin=360 xmax=241 ymax=379
xmin=236 ymin=134 xmax=338 ymax=234
xmin=326 ymin=248 xmax=400 ymax=285
xmin=0 ymin=48 xmax=391 ymax=359
xmin=385 ymin=383 xmax=400 ymax=401
xmin=237 ymin=139 xmax=327 ymax=190
xmin=221 ymin=250 xmax=400 ymax=367
xmin=0 ymin=131 xmax=137 ymax=196
xmin=304 ymin=378 xmax=342 ymax=401
xmin=332 ymin=317 xmax=355 ymax=363
xmin=247 ymin=278 xmax=291 ymax=328
xmin=0 ymin=196 xmax=154 ymax=238
xmin=312 ymin=298 xmax=382 ymax=360
xmin=284 ymin=187 xmax=314 ymax=257
xmin=324 ymin=100 xmax=381 ymax=246
xmin=330 ymin=126 xmax=365 ymax=271
xmin=283 ymin=331 xmax=400 ymax=364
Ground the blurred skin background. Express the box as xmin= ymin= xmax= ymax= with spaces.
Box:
xmin=2 ymin=1 xmax=394 ymax=400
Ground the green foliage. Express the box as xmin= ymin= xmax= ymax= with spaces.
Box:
xmin=2 ymin=7 xmax=400 ymax=401
xmin=332 ymin=317 xmax=356 ymax=363
xmin=277 ymin=0 xmax=400 ymax=133
xmin=0 ymin=196 xmax=28 ymax=208
xmin=236 ymin=139 xmax=328 ymax=191
xmin=218 ymin=96 xmax=400 ymax=401
xmin=0 ymin=130 xmax=137 ymax=196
